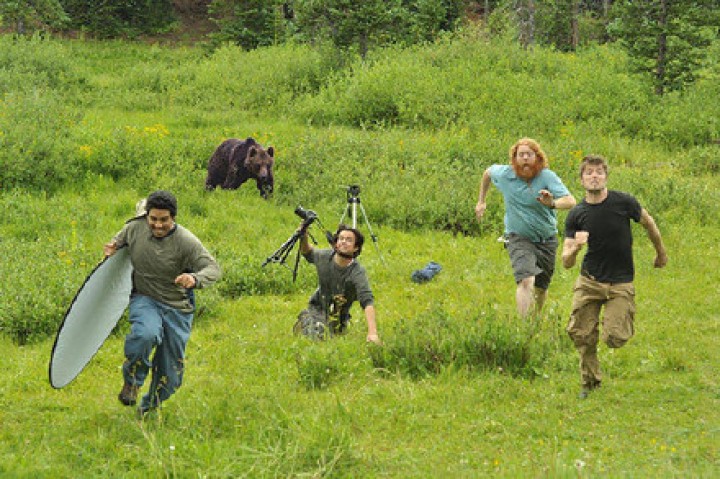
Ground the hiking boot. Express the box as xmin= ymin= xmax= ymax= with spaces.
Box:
xmin=136 ymin=405 xmax=153 ymax=420
xmin=118 ymin=383 xmax=139 ymax=406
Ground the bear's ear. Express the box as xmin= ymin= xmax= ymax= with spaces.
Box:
xmin=267 ymin=146 xmax=274 ymax=157
xmin=248 ymin=147 xmax=257 ymax=158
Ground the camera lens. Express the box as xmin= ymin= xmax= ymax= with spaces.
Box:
xmin=294 ymin=205 xmax=317 ymax=222
xmin=294 ymin=205 xmax=308 ymax=220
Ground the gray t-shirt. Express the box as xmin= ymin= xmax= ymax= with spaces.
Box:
xmin=113 ymin=218 xmax=221 ymax=312
xmin=303 ymin=248 xmax=374 ymax=320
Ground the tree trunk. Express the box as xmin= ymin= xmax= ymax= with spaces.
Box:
xmin=655 ymin=0 xmax=668 ymax=95
xmin=571 ymin=0 xmax=580 ymax=50
xmin=516 ymin=0 xmax=535 ymax=49
xmin=602 ymin=0 xmax=612 ymax=17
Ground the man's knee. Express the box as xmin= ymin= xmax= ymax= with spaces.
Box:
xmin=129 ymin=325 xmax=159 ymax=345
xmin=566 ymin=314 xmax=598 ymax=347
xmin=567 ymin=328 xmax=597 ymax=348
xmin=294 ymin=309 xmax=329 ymax=340
xmin=518 ymin=276 xmax=535 ymax=289
xmin=605 ymin=336 xmax=628 ymax=348
xmin=603 ymin=329 xmax=632 ymax=348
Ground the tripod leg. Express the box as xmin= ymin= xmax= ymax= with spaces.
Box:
xmin=357 ymin=203 xmax=385 ymax=264
xmin=292 ymin=243 xmax=302 ymax=282
xmin=339 ymin=204 xmax=349 ymax=226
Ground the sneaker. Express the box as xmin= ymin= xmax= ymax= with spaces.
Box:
xmin=118 ymin=383 xmax=139 ymax=406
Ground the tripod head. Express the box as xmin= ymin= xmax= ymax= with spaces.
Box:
xmin=346 ymin=184 xmax=361 ymax=203
xmin=337 ymin=184 xmax=384 ymax=264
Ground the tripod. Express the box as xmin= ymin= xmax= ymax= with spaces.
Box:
xmin=262 ymin=215 xmax=330 ymax=281
xmin=338 ymin=185 xmax=384 ymax=263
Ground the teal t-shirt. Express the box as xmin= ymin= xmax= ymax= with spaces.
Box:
xmin=489 ymin=164 xmax=571 ymax=242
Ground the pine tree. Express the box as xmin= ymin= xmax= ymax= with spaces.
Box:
xmin=609 ymin=0 xmax=719 ymax=95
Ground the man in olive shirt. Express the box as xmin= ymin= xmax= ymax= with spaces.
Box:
xmin=104 ymin=190 xmax=220 ymax=415
xmin=295 ymin=224 xmax=380 ymax=344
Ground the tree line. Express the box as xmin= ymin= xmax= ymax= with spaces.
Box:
xmin=1 ymin=1 xmax=718 ymax=95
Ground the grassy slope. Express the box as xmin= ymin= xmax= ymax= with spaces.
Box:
xmin=1 ymin=189 xmax=718 ymax=477
xmin=0 ymin=37 xmax=718 ymax=477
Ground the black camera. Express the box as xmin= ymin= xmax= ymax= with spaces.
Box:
xmin=294 ymin=205 xmax=317 ymax=222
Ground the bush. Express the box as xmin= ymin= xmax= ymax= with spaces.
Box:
xmin=0 ymin=217 xmax=92 ymax=344
xmin=62 ymin=0 xmax=177 ymax=39
xmin=369 ymin=307 xmax=554 ymax=379
xmin=0 ymin=35 xmax=80 ymax=91
xmin=176 ymin=42 xmax=337 ymax=113
xmin=0 ymin=91 xmax=82 ymax=192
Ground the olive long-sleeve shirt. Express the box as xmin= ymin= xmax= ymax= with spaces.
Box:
xmin=113 ymin=218 xmax=220 ymax=312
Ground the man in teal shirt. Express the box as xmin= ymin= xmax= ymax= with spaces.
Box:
xmin=475 ymin=138 xmax=576 ymax=317
xmin=104 ymin=190 xmax=220 ymax=416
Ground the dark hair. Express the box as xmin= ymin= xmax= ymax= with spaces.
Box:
xmin=333 ymin=224 xmax=364 ymax=257
xmin=145 ymin=190 xmax=178 ymax=217
xmin=579 ymin=155 xmax=609 ymax=178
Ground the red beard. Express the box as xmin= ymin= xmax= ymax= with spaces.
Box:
xmin=512 ymin=160 xmax=544 ymax=180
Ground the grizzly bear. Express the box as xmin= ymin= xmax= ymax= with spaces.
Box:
xmin=205 ymin=137 xmax=275 ymax=198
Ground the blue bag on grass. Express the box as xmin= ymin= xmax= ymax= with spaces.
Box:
xmin=411 ymin=261 xmax=442 ymax=283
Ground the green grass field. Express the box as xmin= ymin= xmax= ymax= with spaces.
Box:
xmin=0 ymin=34 xmax=718 ymax=477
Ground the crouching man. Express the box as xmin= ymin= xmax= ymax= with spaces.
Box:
xmin=294 ymin=224 xmax=380 ymax=344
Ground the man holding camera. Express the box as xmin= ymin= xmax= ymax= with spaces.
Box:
xmin=295 ymin=222 xmax=380 ymax=344
xmin=104 ymin=190 xmax=221 ymax=416
xmin=562 ymin=155 xmax=667 ymax=398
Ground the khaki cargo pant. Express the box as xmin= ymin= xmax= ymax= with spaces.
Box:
xmin=566 ymin=275 xmax=636 ymax=388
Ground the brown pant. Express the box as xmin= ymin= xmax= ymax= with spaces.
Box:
xmin=566 ymin=275 xmax=636 ymax=387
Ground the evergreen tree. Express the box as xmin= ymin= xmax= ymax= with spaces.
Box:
xmin=208 ymin=0 xmax=285 ymax=50
xmin=609 ymin=0 xmax=719 ymax=95
xmin=61 ymin=0 xmax=176 ymax=38
xmin=0 ymin=0 xmax=69 ymax=34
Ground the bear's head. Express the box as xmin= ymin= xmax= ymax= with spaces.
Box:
xmin=245 ymin=145 xmax=274 ymax=179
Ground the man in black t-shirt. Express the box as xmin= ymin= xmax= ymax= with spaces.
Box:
xmin=562 ymin=155 xmax=667 ymax=399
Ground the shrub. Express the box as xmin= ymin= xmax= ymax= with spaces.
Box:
xmin=0 ymin=227 xmax=91 ymax=345
xmin=293 ymin=336 xmax=370 ymax=390
xmin=368 ymin=307 xmax=554 ymax=379
xmin=0 ymin=35 xmax=80 ymax=91
xmin=62 ymin=0 xmax=177 ymax=39
xmin=176 ymin=42 xmax=337 ymax=114
xmin=0 ymin=91 xmax=82 ymax=192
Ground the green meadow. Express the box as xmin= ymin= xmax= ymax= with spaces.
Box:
xmin=0 ymin=32 xmax=718 ymax=477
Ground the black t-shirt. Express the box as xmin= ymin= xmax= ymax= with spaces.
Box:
xmin=565 ymin=190 xmax=642 ymax=283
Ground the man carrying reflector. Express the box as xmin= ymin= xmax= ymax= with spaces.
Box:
xmin=103 ymin=190 xmax=221 ymax=416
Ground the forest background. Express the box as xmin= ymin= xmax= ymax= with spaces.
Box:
xmin=0 ymin=0 xmax=719 ymax=477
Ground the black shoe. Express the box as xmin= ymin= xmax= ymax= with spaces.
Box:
xmin=578 ymin=381 xmax=601 ymax=399
xmin=118 ymin=383 xmax=139 ymax=406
